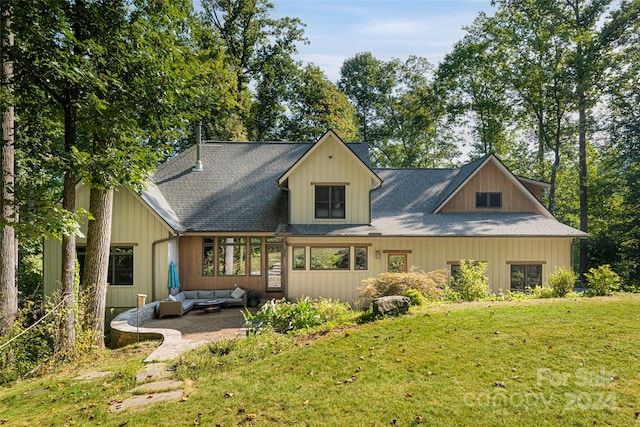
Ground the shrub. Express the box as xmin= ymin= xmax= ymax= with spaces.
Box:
xmin=451 ymin=260 xmax=489 ymax=301
xmin=547 ymin=268 xmax=577 ymax=297
xmin=359 ymin=269 xmax=447 ymax=300
xmin=585 ymin=265 xmax=621 ymax=296
xmin=403 ymin=289 xmax=426 ymax=306
xmin=531 ymin=286 xmax=555 ymax=299
xmin=243 ymin=297 xmax=351 ymax=335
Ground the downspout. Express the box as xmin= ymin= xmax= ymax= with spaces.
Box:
xmin=151 ymin=233 xmax=180 ymax=302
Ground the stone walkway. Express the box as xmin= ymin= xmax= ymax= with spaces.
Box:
xmin=105 ymin=306 xmax=254 ymax=412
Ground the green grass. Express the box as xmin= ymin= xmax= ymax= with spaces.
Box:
xmin=2 ymin=295 xmax=640 ymax=426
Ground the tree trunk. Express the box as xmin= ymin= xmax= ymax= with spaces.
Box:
xmin=81 ymin=187 xmax=113 ymax=348
xmin=55 ymin=104 xmax=76 ymax=358
xmin=576 ymin=39 xmax=588 ymax=284
xmin=0 ymin=5 xmax=17 ymax=334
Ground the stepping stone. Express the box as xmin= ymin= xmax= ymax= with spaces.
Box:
xmin=136 ymin=362 xmax=172 ymax=383
xmin=75 ymin=371 xmax=112 ymax=381
xmin=130 ymin=380 xmax=184 ymax=394
xmin=108 ymin=390 xmax=184 ymax=412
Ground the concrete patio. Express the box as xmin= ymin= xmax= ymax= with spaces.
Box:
xmin=142 ymin=305 xmax=255 ymax=343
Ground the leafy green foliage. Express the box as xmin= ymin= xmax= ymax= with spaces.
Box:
xmin=530 ymin=286 xmax=556 ymax=299
xmin=243 ymin=298 xmax=352 ymax=335
xmin=547 ymin=267 xmax=577 ymax=297
xmin=359 ymin=269 xmax=448 ymax=300
xmin=403 ymin=289 xmax=426 ymax=306
xmin=585 ymin=264 xmax=621 ymax=296
xmin=450 ymin=260 xmax=489 ymax=301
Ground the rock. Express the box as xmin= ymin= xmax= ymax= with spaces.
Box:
xmin=372 ymin=296 xmax=411 ymax=316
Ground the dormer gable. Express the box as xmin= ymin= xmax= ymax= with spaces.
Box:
xmin=433 ymin=155 xmax=553 ymax=218
xmin=278 ymin=130 xmax=382 ymax=225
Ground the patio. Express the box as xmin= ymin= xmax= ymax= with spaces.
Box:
xmin=142 ymin=305 xmax=257 ymax=343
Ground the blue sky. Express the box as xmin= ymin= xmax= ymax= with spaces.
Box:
xmin=270 ymin=0 xmax=496 ymax=82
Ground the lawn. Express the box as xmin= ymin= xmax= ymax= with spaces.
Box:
xmin=1 ymin=294 xmax=639 ymax=426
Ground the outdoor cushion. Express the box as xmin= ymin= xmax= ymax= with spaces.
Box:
xmin=214 ymin=290 xmax=232 ymax=298
xmin=231 ymin=287 xmax=245 ymax=299
xmin=198 ymin=290 xmax=214 ymax=299
xmin=174 ymin=293 xmax=186 ymax=301
xmin=183 ymin=291 xmax=199 ymax=299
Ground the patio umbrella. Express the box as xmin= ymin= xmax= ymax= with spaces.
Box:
xmin=168 ymin=261 xmax=181 ymax=295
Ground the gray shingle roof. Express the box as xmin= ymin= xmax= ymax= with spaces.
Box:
xmin=146 ymin=141 xmax=586 ymax=238
xmin=150 ymin=142 xmax=370 ymax=232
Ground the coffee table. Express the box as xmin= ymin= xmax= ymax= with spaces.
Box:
xmin=195 ymin=299 xmax=224 ymax=313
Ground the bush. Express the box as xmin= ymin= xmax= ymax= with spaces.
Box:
xmin=531 ymin=286 xmax=555 ymax=299
xmin=585 ymin=265 xmax=621 ymax=296
xmin=359 ymin=269 xmax=447 ymax=300
xmin=243 ymin=297 xmax=351 ymax=335
xmin=403 ymin=289 xmax=426 ymax=306
xmin=547 ymin=268 xmax=577 ymax=297
xmin=451 ymin=260 xmax=489 ymax=301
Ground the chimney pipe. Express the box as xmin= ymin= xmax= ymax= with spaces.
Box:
xmin=193 ymin=121 xmax=203 ymax=172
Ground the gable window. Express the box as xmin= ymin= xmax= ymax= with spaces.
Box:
xmin=315 ymin=185 xmax=345 ymax=219
xmin=476 ymin=192 xmax=502 ymax=209
xmin=510 ymin=264 xmax=542 ymax=291
xmin=77 ymin=246 xmax=134 ymax=286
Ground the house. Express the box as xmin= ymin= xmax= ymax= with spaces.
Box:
xmin=43 ymin=130 xmax=587 ymax=308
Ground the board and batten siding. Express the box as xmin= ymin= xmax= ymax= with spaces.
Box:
xmin=43 ymin=184 xmax=175 ymax=308
xmin=287 ymin=137 xmax=374 ymax=225
xmin=441 ymin=160 xmax=546 ymax=215
xmin=286 ymin=236 xmax=574 ymax=302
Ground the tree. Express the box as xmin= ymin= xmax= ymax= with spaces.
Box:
xmin=0 ymin=2 xmax=17 ymax=334
xmin=200 ymin=0 xmax=306 ymax=140
xmin=75 ymin=0 xmax=205 ymax=347
xmin=338 ymin=52 xmax=394 ymax=145
xmin=435 ymin=15 xmax=516 ymax=160
xmin=282 ymin=64 xmax=357 ymax=142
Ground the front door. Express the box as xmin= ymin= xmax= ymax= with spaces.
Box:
xmin=266 ymin=238 xmax=283 ymax=291
xmin=388 ymin=253 xmax=407 ymax=273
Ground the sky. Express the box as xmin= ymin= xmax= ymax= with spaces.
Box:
xmin=269 ymin=0 xmax=496 ymax=82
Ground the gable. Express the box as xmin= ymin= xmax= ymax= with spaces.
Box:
xmin=278 ymin=130 xmax=381 ymax=189
xmin=437 ymin=157 xmax=550 ymax=217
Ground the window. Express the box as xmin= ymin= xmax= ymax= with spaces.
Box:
xmin=266 ymin=238 xmax=283 ymax=290
xmin=388 ymin=254 xmax=407 ymax=273
xmin=476 ymin=192 xmax=502 ymax=208
xmin=218 ymin=237 xmax=246 ymax=275
xmin=355 ymin=247 xmax=368 ymax=270
xmin=77 ymin=246 xmax=134 ymax=286
xmin=450 ymin=264 xmax=461 ymax=283
xmin=250 ymin=238 xmax=262 ymax=276
xmin=315 ymin=185 xmax=345 ymax=219
xmin=510 ymin=264 xmax=542 ymax=291
xmin=310 ymin=247 xmax=349 ymax=270
xmin=203 ymin=238 xmax=215 ymax=276
xmin=292 ymin=247 xmax=306 ymax=270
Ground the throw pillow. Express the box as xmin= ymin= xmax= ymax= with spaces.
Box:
xmin=168 ymin=294 xmax=176 ymax=301
xmin=231 ymin=286 xmax=245 ymax=299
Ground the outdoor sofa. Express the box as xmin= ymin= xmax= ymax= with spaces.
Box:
xmin=156 ymin=288 xmax=247 ymax=319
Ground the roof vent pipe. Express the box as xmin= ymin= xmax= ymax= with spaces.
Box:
xmin=192 ymin=121 xmax=203 ymax=172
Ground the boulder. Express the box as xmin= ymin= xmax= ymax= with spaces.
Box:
xmin=372 ymin=296 xmax=411 ymax=316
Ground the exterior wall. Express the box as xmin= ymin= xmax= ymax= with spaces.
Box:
xmin=43 ymin=185 xmax=175 ymax=308
xmin=287 ymin=137 xmax=374 ymax=224
xmin=178 ymin=234 xmax=286 ymax=299
xmin=442 ymin=161 xmax=546 ymax=215
xmin=286 ymin=236 xmax=574 ymax=302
